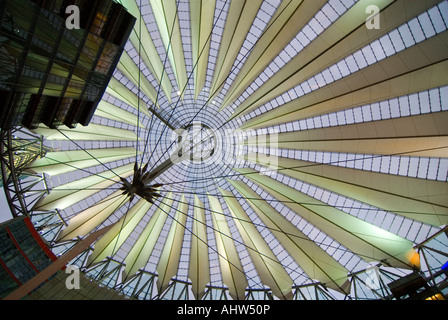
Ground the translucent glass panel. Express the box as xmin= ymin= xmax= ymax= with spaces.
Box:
xmin=242 ymin=1 xmax=448 ymax=122
xmin=230 ymin=0 xmax=360 ymax=108
xmin=260 ymin=86 xmax=448 ymax=133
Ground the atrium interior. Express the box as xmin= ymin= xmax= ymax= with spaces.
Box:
xmin=1 ymin=0 xmax=448 ymax=301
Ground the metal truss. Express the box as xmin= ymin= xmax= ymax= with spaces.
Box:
xmin=0 ymin=127 xmax=49 ymax=218
xmin=414 ymin=227 xmax=448 ymax=297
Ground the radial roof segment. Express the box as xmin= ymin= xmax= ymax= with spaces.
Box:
xmin=188 ymin=196 xmax=211 ymax=300
xmin=34 ymin=123 xmax=138 ymax=141
xmin=22 ymin=0 xmax=448 ymax=300
xmin=87 ymin=199 xmax=153 ymax=266
xmin=242 ymin=111 xmax=448 ymax=158
xmin=149 ymin=0 xmax=188 ymax=97
xmin=119 ymin=0 xmax=174 ymax=101
xmin=117 ymin=50 xmax=161 ymax=107
xmin=232 ymin=168 xmax=419 ymax=270
xmin=227 ymin=0 xmax=447 ymax=119
xmin=123 ymin=193 xmax=174 ymax=280
xmin=239 ymin=59 xmax=448 ymax=130
xmin=209 ymin=0 xmax=264 ymax=100
xmin=226 ymin=179 xmax=350 ymax=294
xmin=26 ymin=147 xmax=141 ymax=176
xmin=208 ymin=194 xmax=249 ymax=300
xmin=219 ymin=0 xmax=327 ymax=110
xmin=242 ymin=153 xmax=448 ymax=226
xmin=156 ymin=195 xmax=188 ymax=295
xmin=56 ymin=191 xmax=129 ymax=242
xmin=219 ymin=187 xmax=295 ymax=299
xmin=95 ymin=100 xmax=144 ymax=127
xmin=189 ymin=0 xmax=216 ymax=99
xmin=33 ymin=163 xmax=135 ymax=211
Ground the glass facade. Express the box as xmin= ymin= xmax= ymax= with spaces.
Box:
xmin=0 ymin=216 xmax=57 ymax=298
xmin=0 ymin=0 xmax=135 ymax=129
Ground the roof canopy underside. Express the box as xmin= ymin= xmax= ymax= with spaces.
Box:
xmin=26 ymin=0 xmax=448 ymax=299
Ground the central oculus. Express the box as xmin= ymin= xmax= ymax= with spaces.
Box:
xmin=120 ymin=122 xmax=218 ymax=203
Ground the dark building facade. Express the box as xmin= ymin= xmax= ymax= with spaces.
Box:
xmin=0 ymin=216 xmax=58 ymax=298
xmin=0 ymin=0 xmax=135 ymax=130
